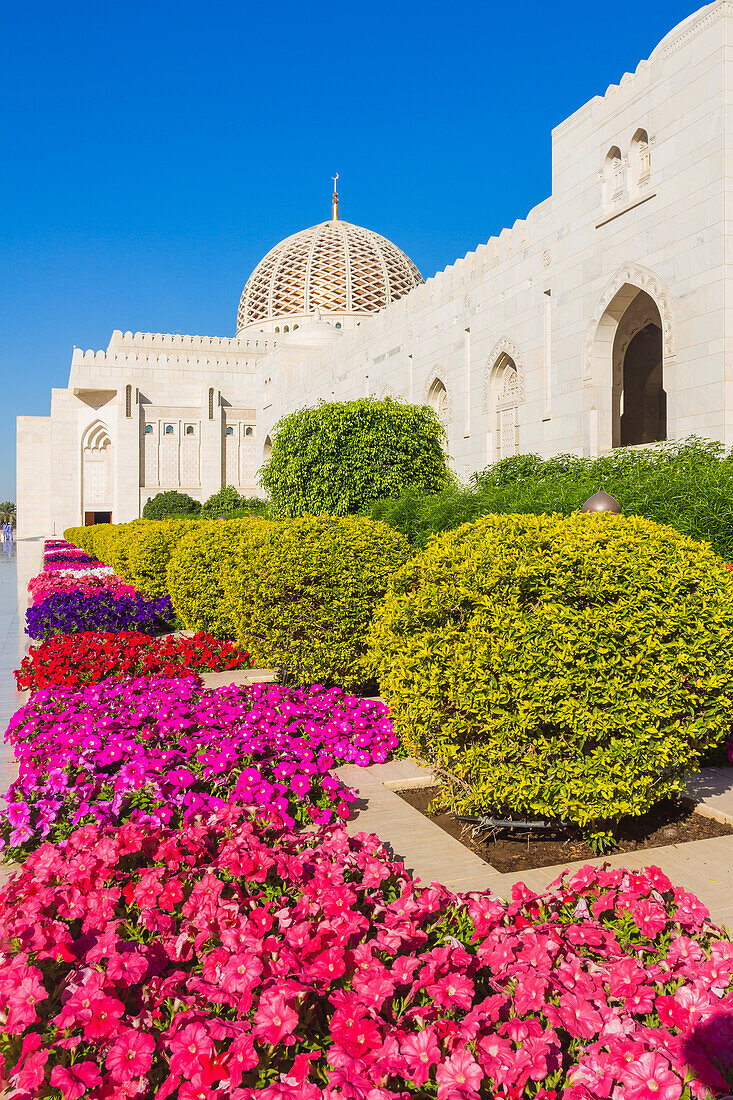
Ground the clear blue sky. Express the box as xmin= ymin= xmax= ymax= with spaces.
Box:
xmin=0 ymin=0 xmax=694 ymax=502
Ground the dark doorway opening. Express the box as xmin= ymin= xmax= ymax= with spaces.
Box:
xmin=620 ymin=322 xmax=666 ymax=446
xmin=85 ymin=511 xmax=112 ymax=526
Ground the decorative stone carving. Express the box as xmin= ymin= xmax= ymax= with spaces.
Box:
xmin=423 ymin=367 xmax=453 ymax=421
xmin=482 ymin=337 xmax=527 ymax=412
xmin=542 ymin=249 xmax=551 ymax=267
xmin=463 ymin=294 xmax=471 ymax=308
xmin=584 ymin=263 xmax=676 ymax=382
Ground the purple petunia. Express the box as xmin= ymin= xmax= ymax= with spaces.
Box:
xmin=25 ymin=590 xmax=175 ymax=640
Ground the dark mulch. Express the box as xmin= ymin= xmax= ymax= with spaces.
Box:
xmin=396 ymin=785 xmax=733 ymax=873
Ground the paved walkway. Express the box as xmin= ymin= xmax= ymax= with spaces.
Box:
xmin=337 ymin=760 xmax=733 ymax=931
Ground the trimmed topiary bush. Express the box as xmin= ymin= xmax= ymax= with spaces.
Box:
xmin=88 ymin=521 xmax=147 ymax=578
xmin=260 ymin=397 xmax=452 ymax=516
xmin=125 ymin=519 xmax=194 ymax=597
xmin=368 ymin=512 xmax=733 ymax=841
xmin=225 ymin=516 xmax=412 ymax=687
xmin=142 ymin=490 xmax=200 ymax=520
xmin=166 ymin=518 xmax=274 ymax=637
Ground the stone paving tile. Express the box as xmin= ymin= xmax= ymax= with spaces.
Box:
xmin=199 ymin=668 xmax=277 ymax=689
xmin=345 ymin=759 xmax=733 ymax=930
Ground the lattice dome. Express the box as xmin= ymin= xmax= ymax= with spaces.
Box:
xmin=236 ymin=219 xmax=424 ymax=332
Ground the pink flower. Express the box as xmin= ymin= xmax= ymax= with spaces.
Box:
xmin=49 ymin=1062 xmax=103 ymax=1100
xmin=169 ymin=1022 xmax=214 ymax=1076
xmin=436 ymin=1048 xmax=483 ymax=1098
xmin=106 ymin=1029 xmax=156 ymax=1082
xmin=621 ymin=1051 xmax=683 ymax=1100
xmin=633 ymin=899 xmax=668 ymax=938
xmin=85 ymin=993 xmax=125 ymax=1038
xmin=427 ymin=973 xmax=475 ymax=1011
xmin=400 ymin=1028 xmax=440 ymax=1086
xmin=253 ymin=991 xmax=299 ymax=1044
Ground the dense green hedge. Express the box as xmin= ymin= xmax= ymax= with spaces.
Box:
xmin=224 ymin=516 xmax=412 ymax=687
xmin=166 ymin=518 xmax=273 ymax=637
xmin=368 ymin=511 xmax=733 ymax=844
xmin=260 ymin=397 xmax=451 ymax=516
xmin=368 ymin=437 xmax=733 ymax=558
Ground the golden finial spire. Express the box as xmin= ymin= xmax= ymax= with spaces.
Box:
xmin=331 ymin=173 xmax=339 ymax=221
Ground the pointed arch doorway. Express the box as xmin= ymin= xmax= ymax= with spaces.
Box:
xmin=586 ymin=272 xmax=671 ymax=455
xmin=612 ymin=290 xmax=665 ymax=447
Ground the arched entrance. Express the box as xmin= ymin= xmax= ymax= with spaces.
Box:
xmin=585 ymin=267 xmax=673 ymax=455
xmin=611 ymin=290 xmax=665 ymax=448
xmin=81 ymin=421 xmax=113 ymax=524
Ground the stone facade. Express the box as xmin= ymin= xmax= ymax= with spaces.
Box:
xmin=17 ymin=1 xmax=733 ymax=534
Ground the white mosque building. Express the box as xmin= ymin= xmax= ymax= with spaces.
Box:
xmin=16 ymin=0 xmax=733 ymax=535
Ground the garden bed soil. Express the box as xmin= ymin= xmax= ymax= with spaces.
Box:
xmin=396 ymin=785 xmax=733 ymax=873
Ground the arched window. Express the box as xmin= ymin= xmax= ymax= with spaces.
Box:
xmin=226 ymin=426 xmax=234 ymax=436
xmin=245 ymin=426 xmax=253 ymax=436
xmin=144 ymin=424 xmax=153 ymax=435
xmin=185 ymin=425 xmax=195 ymax=436
xmin=263 ymin=435 xmax=272 ymax=460
xmin=631 ymin=128 xmax=650 ymax=185
xmin=283 ymin=325 xmax=289 ymax=333
xmin=427 ymin=377 xmax=449 ymax=422
xmin=490 ymin=355 xmax=522 ymax=461
xmin=604 ymin=146 xmax=624 ymax=205
xmin=335 ymin=323 xmax=342 ymax=329
xmin=165 ymin=425 xmax=174 ymax=435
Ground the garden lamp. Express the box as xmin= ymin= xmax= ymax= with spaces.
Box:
xmin=581 ymin=491 xmax=622 ymax=514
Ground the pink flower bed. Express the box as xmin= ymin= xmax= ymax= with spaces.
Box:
xmin=27 ymin=572 xmax=136 ymax=606
xmin=0 ymin=676 xmax=396 ymax=857
xmin=1 ymin=812 xmax=732 ymax=1098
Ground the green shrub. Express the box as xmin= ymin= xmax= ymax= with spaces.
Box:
xmin=225 ymin=516 xmax=412 ymax=688
xmin=90 ymin=521 xmax=147 ymax=578
xmin=199 ymin=486 xmax=270 ymax=519
xmin=63 ymin=526 xmax=90 ymax=552
xmin=368 ymin=512 xmax=733 ymax=838
xmin=260 ymin=397 xmax=451 ymax=516
xmin=125 ymin=519 xmax=193 ymax=597
xmin=166 ymin=518 xmax=273 ymax=637
xmin=370 ymin=438 xmax=733 ymax=556
xmin=142 ymin=490 xmax=200 ymax=520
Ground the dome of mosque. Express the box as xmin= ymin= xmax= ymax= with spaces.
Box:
xmin=236 ymin=194 xmax=423 ymax=333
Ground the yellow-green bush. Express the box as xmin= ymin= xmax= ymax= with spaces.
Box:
xmin=224 ymin=516 xmax=412 ymax=688
xmin=166 ymin=519 xmax=273 ymax=637
xmin=63 ymin=526 xmax=89 ymax=552
xmin=90 ymin=522 xmax=145 ymax=578
xmin=124 ymin=519 xmax=194 ymax=597
xmin=367 ymin=512 xmax=733 ymax=836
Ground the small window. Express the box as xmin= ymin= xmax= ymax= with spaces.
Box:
xmin=165 ymin=425 xmax=174 ymax=435
xmin=283 ymin=325 xmax=289 ymax=333
xmin=335 ymin=323 xmax=342 ymax=329
xmin=631 ymin=128 xmax=650 ymax=185
xmin=226 ymin=426 xmax=234 ymax=436
xmin=293 ymin=324 xmax=299 ymax=330
xmin=125 ymin=384 xmax=132 ymax=418
xmin=185 ymin=425 xmax=195 ymax=436
xmin=144 ymin=425 xmax=153 ymax=435
xmin=208 ymin=388 xmax=214 ymax=420
xmin=245 ymin=426 xmax=253 ymax=437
